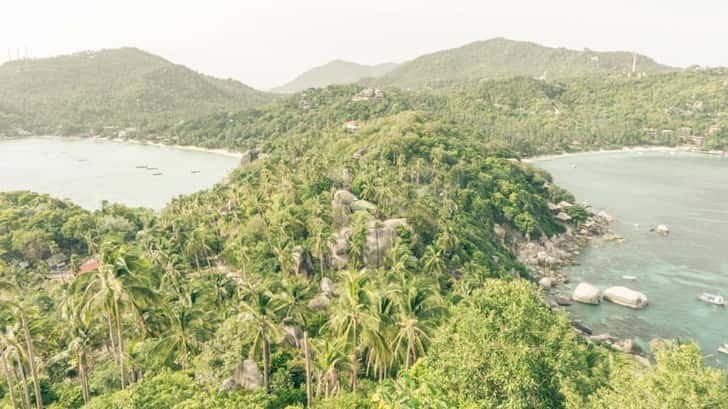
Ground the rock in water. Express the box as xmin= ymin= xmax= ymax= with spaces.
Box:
xmin=555 ymin=294 xmax=573 ymax=306
xmin=603 ymin=286 xmax=648 ymax=309
xmin=538 ymin=277 xmax=554 ymax=290
xmin=572 ymin=282 xmax=601 ymax=305
xmin=571 ymin=320 xmax=593 ymax=335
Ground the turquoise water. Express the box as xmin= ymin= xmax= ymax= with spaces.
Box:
xmin=0 ymin=137 xmax=240 ymax=210
xmin=537 ymin=150 xmax=728 ymax=367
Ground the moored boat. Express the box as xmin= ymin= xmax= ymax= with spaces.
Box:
xmin=718 ymin=344 xmax=728 ymax=354
xmin=697 ymin=293 xmax=725 ymax=306
xmin=622 ymin=275 xmax=637 ymax=281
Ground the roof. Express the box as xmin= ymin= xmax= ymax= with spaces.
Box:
xmin=78 ymin=259 xmax=99 ymax=275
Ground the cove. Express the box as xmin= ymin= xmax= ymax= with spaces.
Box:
xmin=537 ymin=150 xmax=728 ymax=366
xmin=0 ymin=137 xmax=240 ymax=210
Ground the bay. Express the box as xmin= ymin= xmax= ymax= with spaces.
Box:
xmin=0 ymin=137 xmax=240 ymax=210
xmin=537 ymin=150 xmax=728 ymax=366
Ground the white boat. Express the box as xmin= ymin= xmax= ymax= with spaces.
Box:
xmin=697 ymin=293 xmax=725 ymax=306
xmin=718 ymin=344 xmax=728 ymax=355
xmin=622 ymin=275 xmax=637 ymax=281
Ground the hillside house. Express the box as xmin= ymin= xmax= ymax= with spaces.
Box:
xmin=78 ymin=258 xmax=99 ymax=275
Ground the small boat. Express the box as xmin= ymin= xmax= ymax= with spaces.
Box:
xmin=151 ymin=172 xmax=163 ymax=176
xmin=697 ymin=293 xmax=725 ymax=306
xmin=719 ymin=344 xmax=728 ymax=355
xmin=136 ymin=165 xmax=148 ymax=169
xmin=147 ymin=167 xmax=158 ymax=171
xmin=621 ymin=275 xmax=637 ymax=281
xmin=191 ymin=170 xmax=201 ymax=174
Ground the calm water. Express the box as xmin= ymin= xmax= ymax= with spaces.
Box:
xmin=0 ymin=137 xmax=240 ymax=209
xmin=538 ymin=150 xmax=728 ymax=366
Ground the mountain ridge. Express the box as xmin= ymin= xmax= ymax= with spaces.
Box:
xmin=0 ymin=47 xmax=276 ymax=135
xmin=371 ymin=37 xmax=675 ymax=88
xmin=272 ymin=59 xmax=399 ymax=93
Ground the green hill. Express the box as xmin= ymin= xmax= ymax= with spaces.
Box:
xmin=372 ymin=37 xmax=675 ymax=89
xmin=273 ymin=59 xmax=399 ymax=93
xmin=166 ymin=69 xmax=728 ymax=153
xmin=0 ymin=48 xmax=276 ymax=135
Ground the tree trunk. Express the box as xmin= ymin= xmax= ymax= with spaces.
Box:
xmin=114 ymin=299 xmax=126 ymax=389
xmin=263 ymin=336 xmax=270 ymax=393
xmin=20 ymin=313 xmax=42 ymax=409
xmin=303 ymin=332 xmax=312 ymax=407
xmin=106 ymin=311 xmax=118 ymax=368
xmin=350 ymin=325 xmax=358 ymax=392
xmin=1 ymin=348 xmax=18 ymax=409
xmin=16 ymin=356 xmax=31 ymax=409
xmin=77 ymin=352 xmax=89 ymax=405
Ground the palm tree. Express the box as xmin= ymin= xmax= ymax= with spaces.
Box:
xmin=313 ymin=338 xmax=350 ymax=399
xmin=277 ymin=276 xmax=313 ymax=328
xmin=361 ymin=289 xmax=395 ymax=381
xmin=0 ymin=281 xmax=43 ymax=409
xmin=79 ymin=243 xmax=156 ymax=389
xmin=238 ymin=279 xmax=284 ymax=393
xmin=420 ymin=245 xmax=445 ymax=277
xmin=327 ymin=270 xmax=379 ymax=391
xmin=151 ymin=287 xmax=211 ymax=370
xmin=391 ymin=278 xmax=443 ymax=371
xmin=0 ymin=344 xmax=18 ymax=409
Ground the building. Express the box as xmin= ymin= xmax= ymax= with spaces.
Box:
xmin=78 ymin=258 xmax=99 ymax=275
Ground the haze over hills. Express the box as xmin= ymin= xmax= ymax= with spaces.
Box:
xmin=0 ymin=47 xmax=276 ymax=135
xmin=370 ymin=37 xmax=675 ymax=89
xmin=272 ymin=59 xmax=399 ymax=93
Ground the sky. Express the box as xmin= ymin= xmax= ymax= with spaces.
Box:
xmin=2 ymin=1 xmax=727 ymax=90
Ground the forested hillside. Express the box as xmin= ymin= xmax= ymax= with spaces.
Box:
xmin=1 ymin=41 xmax=727 ymax=409
xmin=372 ymin=37 xmax=674 ymax=89
xmin=273 ymin=60 xmax=398 ymax=93
xmin=1 ymin=108 xmax=726 ymax=408
xmin=0 ymin=48 xmax=275 ymax=136
xmin=162 ymin=69 xmax=728 ymax=154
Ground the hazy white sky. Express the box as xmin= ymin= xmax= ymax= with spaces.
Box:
xmin=2 ymin=1 xmax=727 ymax=89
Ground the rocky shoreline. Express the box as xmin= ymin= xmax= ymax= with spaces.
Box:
xmin=510 ymin=202 xmax=651 ymax=362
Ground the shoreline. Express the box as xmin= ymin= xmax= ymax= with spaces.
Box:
xmin=522 ymin=145 xmax=701 ymax=163
xmin=96 ymin=137 xmax=243 ymax=159
xmin=10 ymin=134 xmax=243 ymax=159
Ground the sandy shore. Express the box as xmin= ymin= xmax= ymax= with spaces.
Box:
xmin=93 ymin=137 xmax=243 ymax=159
xmin=25 ymin=135 xmax=243 ymax=159
xmin=523 ymin=145 xmax=698 ymax=163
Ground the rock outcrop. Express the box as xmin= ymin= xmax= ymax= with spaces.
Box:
xmin=330 ymin=227 xmax=352 ymax=269
xmin=602 ymin=286 xmax=648 ymax=309
xmin=219 ymin=377 xmax=238 ymax=392
xmin=234 ymin=359 xmax=263 ymax=390
xmin=572 ymin=283 xmax=601 ymax=305
xmin=282 ymin=325 xmax=303 ymax=348
xmin=239 ymin=148 xmax=259 ymax=166
xmin=320 ymin=277 xmax=335 ymax=296
xmin=291 ymin=245 xmax=313 ymax=276
xmin=364 ymin=218 xmax=408 ymax=268
xmin=308 ymin=293 xmax=330 ymax=311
